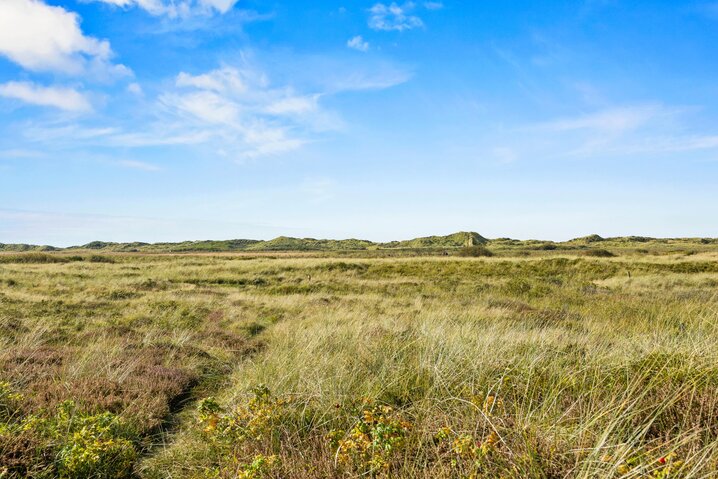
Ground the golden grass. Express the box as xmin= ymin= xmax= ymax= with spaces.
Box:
xmin=1 ymin=252 xmax=718 ymax=478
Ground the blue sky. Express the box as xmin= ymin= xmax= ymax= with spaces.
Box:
xmin=1 ymin=0 xmax=717 ymax=245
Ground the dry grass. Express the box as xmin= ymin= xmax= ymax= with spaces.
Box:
xmin=1 ymin=252 xmax=718 ymax=478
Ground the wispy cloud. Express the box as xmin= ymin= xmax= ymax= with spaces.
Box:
xmin=522 ymin=104 xmax=718 ymax=158
xmin=369 ymin=2 xmax=423 ymax=31
xmin=23 ymin=124 xmax=120 ymax=144
xmin=0 ymin=0 xmax=130 ymax=78
xmin=0 ymin=81 xmax=92 ymax=112
xmin=0 ymin=148 xmax=45 ymax=159
xmin=127 ymin=82 xmax=143 ymax=96
xmin=159 ymin=65 xmax=324 ymax=159
xmin=104 ymin=129 xmax=213 ymax=147
xmin=144 ymin=58 xmax=408 ymax=158
xmin=116 ymin=160 xmax=161 ymax=171
xmin=89 ymin=0 xmax=239 ymax=18
xmin=7 ymin=49 xmax=411 ymax=162
xmin=536 ymin=105 xmax=669 ymax=133
xmin=347 ymin=35 xmax=370 ymax=52
xmin=318 ymin=64 xmax=413 ymax=92
xmin=423 ymin=1 xmax=444 ymax=10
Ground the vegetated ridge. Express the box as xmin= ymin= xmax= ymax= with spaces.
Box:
xmin=1 ymin=231 xmax=716 ymax=253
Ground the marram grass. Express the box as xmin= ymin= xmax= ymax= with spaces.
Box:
xmin=1 ymin=251 xmax=718 ymax=477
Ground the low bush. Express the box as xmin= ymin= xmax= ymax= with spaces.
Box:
xmin=331 ymin=403 xmax=412 ymax=475
xmin=583 ymin=248 xmax=616 ymax=257
xmin=0 ymin=384 xmax=138 ymax=479
xmin=457 ymin=246 xmax=494 ymax=257
xmin=0 ymin=253 xmax=68 ymax=264
xmin=88 ymin=255 xmax=116 ymax=264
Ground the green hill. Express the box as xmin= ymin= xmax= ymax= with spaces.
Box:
xmin=380 ymin=231 xmax=487 ymax=249
xmin=0 ymin=243 xmax=58 ymax=252
xmin=67 ymin=239 xmax=260 ymax=253
xmin=5 ymin=231 xmax=718 ymax=254
xmin=568 ymin=234 xmax=605 ymax=244
xmin=41 ymin=232 xmax=490 ymax=253
xmin=245 ymin=237 xmax=375 ymax=251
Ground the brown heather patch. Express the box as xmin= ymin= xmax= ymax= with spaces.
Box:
xmin=1 ymin=345 xmax=196 ymax=433
xmin=638 ymin=382 xmax=718 ymax=441
xmin=0 ymin=427 xmax=55 ymax=477
xmin=206 ymin=309 xmax=224 ymax=322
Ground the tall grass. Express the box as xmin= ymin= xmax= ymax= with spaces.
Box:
xmin=2 ymin=253 xmax=718 ymax=477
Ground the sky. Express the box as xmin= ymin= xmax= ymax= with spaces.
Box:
xmin=1 ymin=0 xmax=718 ymax=246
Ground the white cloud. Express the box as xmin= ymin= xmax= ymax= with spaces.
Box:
xmin=517 ymin=104 xmax=718 ymax=159
xmin=423 ymin=1 xmax=444 ymax=10
xmin=127 ymin=82 xmax=143 ymax=95
xmin=0 ymin=0 xmax=128 ymax=77
xmin=269 ymin=53 xmax=413 ymax=94
xmin=200 ymin=0 xmax=237 ymax=13
xmin=91 ymin=0 xmax=239 ymax=17
xmin=11 ymin=57 xmax=411 ymax=161
xmin=0 ymin=149 xmax=45 ymax=159
xmin=264 ymin=95 xmax=319 ymax=115
xmin=171 ymin=67 xmax=316 ymax=119
xmin=323 ymin=68 xmax=412 ymax=92
xmin=156 ymin=66 xmax=326 ymax=158
xmin=347 ymin=35 xmax=370 ymax=52
xmin=22 ymin=125 xmax=118 ymax=144
xmin=536 ymin=105 xmax=670 ymax=133
xmin=0 ymin=81 xmax=92 ymax=112
xmin=240 ymin=126 xmax=307 ymax=159
xmin=167 ymin=90 xmax=239 ymax=124
xmin=116 ymin=160 xmax=161 ymax=171
xmin=369 ymin=2 xmax=423 ymax=31
xmin=109 ymin=59 xmax=408 ymax=157
xmin=176 ymin=67 xmax=252 ymax=94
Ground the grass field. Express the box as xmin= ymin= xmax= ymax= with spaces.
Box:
xmin=2 ymin=246 xmax=718 ymax=478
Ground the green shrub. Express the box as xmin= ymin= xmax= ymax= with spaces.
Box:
xmin=88 ymin=255 xmax=116 ymax=264
xmin=502 ymin=277 xmax=532 ymax=296
xmin=457 ymin=246 xmax=494 ymax=257
xmin=56 ymin=419 xmax=136 ymax=478
xmin=0 ymin=382 xmax=24 ymax=422
xmin=331 ymin=403 xmax=412 ymax=475
xmin=1 ymin=399 xmax=138 ymax=479
xmin=197 ymin=385 xmax=284 ymax=445
xmin=583 ymin=248 xmax=616 ymax=258
xmin=0 ymin=253 xmax=68 ymax=264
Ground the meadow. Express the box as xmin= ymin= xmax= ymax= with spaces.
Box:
xmin=2 ymin=239 xmax=718 ymax=478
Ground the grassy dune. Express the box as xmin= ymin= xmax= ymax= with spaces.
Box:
xmin=2 ymin=249 xmax=718 ymax=477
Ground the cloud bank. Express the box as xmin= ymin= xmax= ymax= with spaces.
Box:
xmin=0 ymin=0 xmax=128 ymax=76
